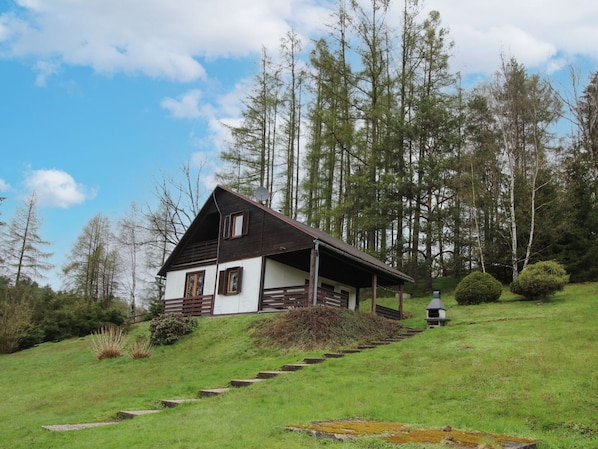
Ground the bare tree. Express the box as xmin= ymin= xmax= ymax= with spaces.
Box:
xmin=145 ymin=158 xmax=207 ymax=250
xmin=117 ymin=202 xmax=147 ymax=318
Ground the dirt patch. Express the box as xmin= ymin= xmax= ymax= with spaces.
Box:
xmin=287 ymin=419 xmax=537 ymax=448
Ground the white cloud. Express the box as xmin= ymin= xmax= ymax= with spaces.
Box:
xmin=0 ymin=178 xmax=10 ymax=192
xmin=0 ymin=0 xmax=331 ymax=82
xmin=23 ymin=169 xmax=96 ymax=208
xmin=161 ymin=89 xmax=202 ymax=119
xmin=34 ymin=59 xmax=59 ymax=86
xmin=424 ymin=0 xmax=598 ymax=75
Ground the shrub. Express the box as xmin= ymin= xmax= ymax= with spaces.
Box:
xmin=127 ymin=336 xmax=153 ymax=359
xmin=90 ymin=326 xmax=126 ymax=360
xmin=510 ymin=260 xmax=569 ymax=301
xmin=454 ymin=271 xmax=502 ymax=305
xmin=251 ymin=306 xmax=403 ymax=350
xmin=149 ymin=313 xmax=197 ymax=346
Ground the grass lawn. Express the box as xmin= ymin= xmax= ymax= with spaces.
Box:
xmin=1 ymin=284 xmax=597 ymax=448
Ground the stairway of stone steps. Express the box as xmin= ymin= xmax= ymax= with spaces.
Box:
xmin=43 ymin=327 xmax=425 ymax=431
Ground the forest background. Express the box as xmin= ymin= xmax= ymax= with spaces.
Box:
xmin=1 ymin=0 xmax=598 ymax=350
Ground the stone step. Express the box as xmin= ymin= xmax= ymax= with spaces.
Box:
xmin=340 ymin=349 xmax=362 ymax=354
xmin=230 ymin=378 xmax=266 ymax=388
xmin=303 ymin=357 xmax=326 ymax=364
xmin=161 ymin=399 xmax=201 ymax=408
xmin=117 ymin=409 xmax=162 ymax=419
xmin=323 ymin=353 xmax=345 ymax=358
xmin=42 ymin=422 xmax=120 ymax=432
xmin=371 ymin=341 xmax=391 ymax=345
xmin=199 ymin=388 xmax=230 ymax=397
xmin=357 ymin=345 xmax=377 ymax=349
xmin=281 ymin=363 xmax=309 ymax=371
xmin=257 ymin=370 xmax=290 ymax=379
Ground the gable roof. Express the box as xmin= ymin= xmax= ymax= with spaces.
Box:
xmin=159 ymin=185 xmax=414 ymax=286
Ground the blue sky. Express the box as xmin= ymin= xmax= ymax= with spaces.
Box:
xmin=1 ymin=0 xmax=597 ymax=289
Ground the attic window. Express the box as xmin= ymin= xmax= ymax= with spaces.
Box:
xmin=223 ymin=211 xmax=249 ymax=239
xmin=232 ymin=213 xmax=244 ymax=237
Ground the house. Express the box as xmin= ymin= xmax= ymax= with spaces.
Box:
xmin=158 ymin=185 xmax=414 ymax=318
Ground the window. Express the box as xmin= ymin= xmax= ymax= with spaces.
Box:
xmin=218 ymin=267 xmax=243 ymax=295
xmin=185 ymin=271 xmax=205 ymax=298
xmin=321 ymin=283 xmax=335 ymax=292
xmin=227 ymin=269 xmax=240 ymax=293
xmin=223 ymin=211 xmax=249 ymax=239
xmin=232 ymin=213 xmax=244 ymax=238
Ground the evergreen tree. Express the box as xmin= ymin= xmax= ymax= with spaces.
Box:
xmin=218 ymin=47 xmax=281 ymax=204
xmin=0 ymin=194 xmax=53 ymax=285
xmin=62 ymin=213 xmax=119 ymax=305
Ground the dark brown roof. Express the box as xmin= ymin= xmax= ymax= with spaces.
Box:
xmin=215 ymin=185 xmax=414 ymax=284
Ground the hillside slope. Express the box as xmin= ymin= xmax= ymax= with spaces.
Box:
xmin=1 ymin=285 xmax=597 ymax=448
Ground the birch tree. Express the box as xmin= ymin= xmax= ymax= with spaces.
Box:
xmin=488 ymin=57 xmax=560 ymax=280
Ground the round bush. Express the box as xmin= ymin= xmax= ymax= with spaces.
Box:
xmin=149 ymin=313 xmax=197 ymax=345
xmin=510 ymin=260 xmax=569 ymax=301
xmin=454 ymin=271 xmax=502 ymax=305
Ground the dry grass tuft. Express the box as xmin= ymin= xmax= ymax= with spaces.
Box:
xmin=90 ymin=326 xmax=126 ymax=360
xmin=127 ymin=336 xmax=153 ymax=359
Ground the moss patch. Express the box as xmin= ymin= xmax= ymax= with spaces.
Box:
xmin=287 ymin=419 xmax=537 ymax=448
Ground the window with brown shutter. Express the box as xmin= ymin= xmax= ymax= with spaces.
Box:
xmin=222 ymin=211 xmax=249 ymax=239
xmin=218 ymin=267 xmax=243 ymax=295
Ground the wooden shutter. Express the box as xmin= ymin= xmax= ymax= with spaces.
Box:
xmin=218 ymin=270 xmax=226 ymax=294
xmin=236 ymin=267 xmax=243 ymax=293
xmin=222 ymin=215 xmax=231 ymax=239
xmin=241 ymin=211 xmax=250 ymax=236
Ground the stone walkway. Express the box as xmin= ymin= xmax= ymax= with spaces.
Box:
xmin=42 ymin=328 xmax=423 ymax=432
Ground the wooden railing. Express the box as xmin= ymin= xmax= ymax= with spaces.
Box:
xmin=261 ymin=286 xmax=349 ymax=310
xmin=172 ymin=240 xmax=218 ymax=268
xmin=375 ymin=304 xmax=402 ymax=321
xmin=163 ymin=295 xmax=214 ymax=317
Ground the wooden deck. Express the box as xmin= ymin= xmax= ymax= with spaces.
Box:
xmin=260 ymin=285 xmax=349 ymax=310
xmin=163 ymin=295 xmax=214 ymax=316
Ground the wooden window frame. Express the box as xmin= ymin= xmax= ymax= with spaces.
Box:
xmin=184 ymin=270 xmax=206 ymax=298
xmin=222 ymin=211 xmax=249 ymax=239
xmin=218 ymin=267 xmax=243 ymax=295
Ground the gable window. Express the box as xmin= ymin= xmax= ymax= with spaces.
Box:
xmin=185 ymin=271 xmax=205 ymax=298
xmin=218 ymin=267 xmax=243 ymax=295
xmin=222 ymin=211 xmax=249 ymax=239
xmin=232 ymin=212 xmax=244 ymax=237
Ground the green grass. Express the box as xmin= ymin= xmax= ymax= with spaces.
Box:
xmin=1 ymin=285 xmax=597 ymax=448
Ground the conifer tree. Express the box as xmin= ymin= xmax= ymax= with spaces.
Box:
xmin=0 ymin=194 xmax=53 ymax=285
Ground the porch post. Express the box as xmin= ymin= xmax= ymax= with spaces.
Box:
xmin=309 ymin=240 xmax=320 ymax=306
xmin=398 ymin=283 xmax=404 ymax=320
xmin=371 ymin=273 xmax=377 ymax=315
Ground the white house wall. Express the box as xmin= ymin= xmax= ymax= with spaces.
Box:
xmin=213 ymin=257 xmax=263 ymax=315
xmin=165 ymin=256 xmax=357 ymax=314
xmin=263 ymin=258 xmax=357 ymax=310
xmin=164 ymin=265 xmax=218 ymax=299
xmin=164 ymin=257 xmax=263 ymax=315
